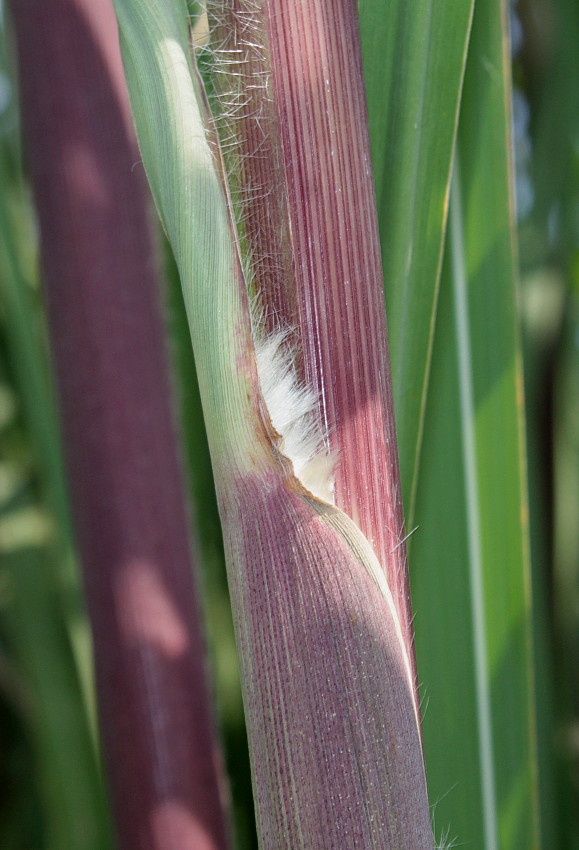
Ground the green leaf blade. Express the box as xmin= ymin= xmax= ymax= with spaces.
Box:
xmin=410 ymin=0 xmax=539 ymax=845
xmin=359 ymin=0 xmax=474 ymax=517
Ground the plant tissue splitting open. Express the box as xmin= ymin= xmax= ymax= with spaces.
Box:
xmin=113 ymin=0 xmax=435 ymax=846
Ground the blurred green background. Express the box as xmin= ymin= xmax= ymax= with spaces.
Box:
xmin=0 ymin=0 xmax=577 ymax=847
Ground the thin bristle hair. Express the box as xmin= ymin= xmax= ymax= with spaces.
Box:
xmin=253 ymin=316 xmax=335 ymax=504
xmin=192 ymin=9 xmax=335 ymax=505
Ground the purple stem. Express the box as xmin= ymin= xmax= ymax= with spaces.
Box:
xmin=265 ymin=0 xmax=415 ymax=675
xmin=209 ymin=0 xmax=418 ymax=698
xmin=11 ymin=1 xmax=229 ymax=847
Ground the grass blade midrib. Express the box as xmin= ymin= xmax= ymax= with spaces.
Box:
xmin=449 ymin=168 xmax=499 ymax=850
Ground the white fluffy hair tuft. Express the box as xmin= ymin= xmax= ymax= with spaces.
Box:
xmin=254 ymin=325 xmax=335 ymax=504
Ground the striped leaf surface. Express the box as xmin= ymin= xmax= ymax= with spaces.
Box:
xmin=359 ymin=0 xmax=474 ymax=519
xmin=409 ymin=0 xmax=539 ymax=845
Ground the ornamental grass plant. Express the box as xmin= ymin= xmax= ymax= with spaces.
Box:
xmin=0 ymin=0 xmax=577 ymax=847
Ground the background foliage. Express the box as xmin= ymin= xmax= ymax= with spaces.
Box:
xmin=0 ymin=0 xmax=577 ymax=847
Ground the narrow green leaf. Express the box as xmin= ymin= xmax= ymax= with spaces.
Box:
xmin=1 ymin=544 xmax=112 ymax=850
xmin=409 ymin=0 xmax=539 ymax=846
xmin=0 ymin=147 xmax=72 ymax=558
xmin=114 ymin=0 xmax=264 ymax=478
xmin=359 ymin=0 xmax=474 ymax=519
